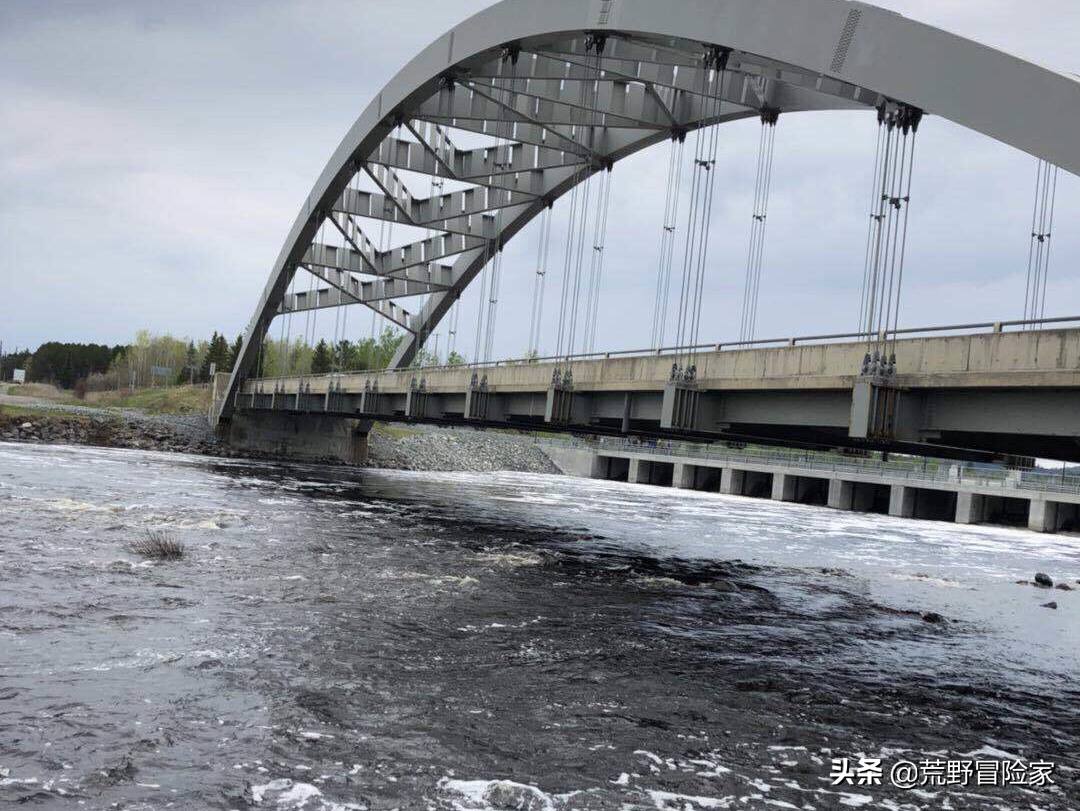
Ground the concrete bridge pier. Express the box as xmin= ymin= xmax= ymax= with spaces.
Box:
xmin=720 ymin=468 xmax=741 ymax=495
xmin=889 ymin=485 xmax=916 ymax=518
xmin=673 ymin=462 xmax=695 ymax=489
xmin=828 ymin=479 xmax=852 ymax=510
xmin=628 ymin=458 xmax=675 ymax=486
xmin=1026 ymin=499 xmax=1079 ymax=532
xmin=955 ymin=492 xmax=982 ymax=524
xmin=1029 ymin=499 xmax=1056 ymax=532
xmin=772 ymin=472 xmax=795 ymax=501
xmin=227 ymin=411 xmax=372 ymax=464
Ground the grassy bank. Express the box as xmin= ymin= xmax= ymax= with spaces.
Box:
xmin=371 ymin=422 xmax=422 ymax=440
xmin=0 ymin=403 xmax=95 ymax=422
xmin=5 ymin=384 xmax=210 ymax=415
xmin=84 ymin=386 xmax=210 ymax=415
xmin=5 ymin=383 xmax=67 ymax=399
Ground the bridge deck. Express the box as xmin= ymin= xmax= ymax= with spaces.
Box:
xmin=228 ymin=327 xmax=1080 ymax=461
xmin=246 ymin=327 xmax=1080 ymax=396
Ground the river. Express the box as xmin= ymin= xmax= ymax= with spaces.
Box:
xmin=1 ymin=441 xmax=1077 ymax=810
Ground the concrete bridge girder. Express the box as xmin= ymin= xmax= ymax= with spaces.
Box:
xmin=233 ymin=328 xmax=1080 ymax=462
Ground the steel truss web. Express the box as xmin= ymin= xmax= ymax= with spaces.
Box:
xmin=272 ymin=33 xmax=870 ymax=361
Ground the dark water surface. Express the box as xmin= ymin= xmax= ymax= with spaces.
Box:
xmin=1 ymin=441 xmax=1077 ymax=810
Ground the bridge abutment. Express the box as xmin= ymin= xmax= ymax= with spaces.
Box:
xmin=227 ymin=412 xmax=372 ymax=465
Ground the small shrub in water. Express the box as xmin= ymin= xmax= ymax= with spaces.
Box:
xmin=130 ymin=529 xmax=185 ymax=560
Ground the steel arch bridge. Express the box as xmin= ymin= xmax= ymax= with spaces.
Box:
xmin=216 ymin=0 xmax=1080 ymax=428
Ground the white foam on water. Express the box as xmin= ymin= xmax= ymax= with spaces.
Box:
xmin=646 ymin=789 xmax=734 ymax=809
xmin=439 ymin=777 xmax=556 ymax=810
xmin=0 ymin=776 xmax=39 ymax=787
xmin=836 ymin=792 xmax=874 ymax=806
xmin=475 ymin=552 xmax=542 ymax=567
xmin=886 ymin=572 xmax=970 ymax=589
xmin=961 ymin=744 xmax=1018 ymax=759
xmin=687 ymin=758 xmax=731 ymax=777
xmin=250 ymin=777 xmax=364 ymax=810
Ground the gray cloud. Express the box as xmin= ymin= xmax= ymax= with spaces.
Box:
xmin=2 ymin=0 xmax=1079 ymax=360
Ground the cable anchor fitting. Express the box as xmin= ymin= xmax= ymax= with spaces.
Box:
xmin=584 ymin=32 xmax=608 ymax=54
xmin=703 ymin=46 xmax=731 ymax=70
xmin=500 ymin=44 xmax=521 ymax=65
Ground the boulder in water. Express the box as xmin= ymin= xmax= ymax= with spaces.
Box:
xmin=1041 ymin=601 xmax=1058 ymax=610
xmin=1055 ymin=583 xmax=1072 ymax=591
xmin=921 ymin=612 xmax=945 ymax=624
xmin=1033 ymin=572 xmax=1053 ymax=588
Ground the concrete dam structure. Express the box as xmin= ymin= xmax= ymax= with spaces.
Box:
xmin=542 ymin=439 xmax=1080 ymax=535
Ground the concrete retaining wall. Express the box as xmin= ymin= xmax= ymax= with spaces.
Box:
xmin=229 ymin=412 xmax=371 ymax=464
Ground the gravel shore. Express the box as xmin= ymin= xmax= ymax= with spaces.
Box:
xmin=0 ymin=399 xmax=558 ymax=473
xmin=367 ymin=423 xmax=559 ymax=474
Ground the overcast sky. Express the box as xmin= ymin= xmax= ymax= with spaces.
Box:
xmin=3 ymin=0 xmax=1079 ymax=360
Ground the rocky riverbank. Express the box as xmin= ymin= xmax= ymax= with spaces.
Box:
xmin=0 ymin=406 xmax=219 ymax=455
xmin=0 ymin=402 xmax=559 ymax=473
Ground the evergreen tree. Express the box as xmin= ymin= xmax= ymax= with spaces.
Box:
xmin=176 ymin=341 xmax=198 ymax=385
xmin=0 ymin=348 xmax=32 ymax=382
xmin=446 ymin=351 xmax=466 ymax=366
xmin=311 ymin=339 xmax=332 ymax=374
xmin=27 ymin=342 xmax=114 ymax=389
xmin=227 ymin=334 xmax=244 ymax=371
xmin=198 ymin=332 xmax=231 ymax=381
xmin=334 ymin=339 xmax=359 ymax=372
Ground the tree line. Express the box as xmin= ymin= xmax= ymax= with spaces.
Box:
xmin=1 ymin=343 xmax=124 ymax=390
xmin=2 ymin=327 xmax=468 ymax=392
xmin=254 ymin=330 xmax=464 ymax=377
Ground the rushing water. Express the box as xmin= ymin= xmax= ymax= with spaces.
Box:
xmin=1 ymin=441 xmax=1077 ymax=811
